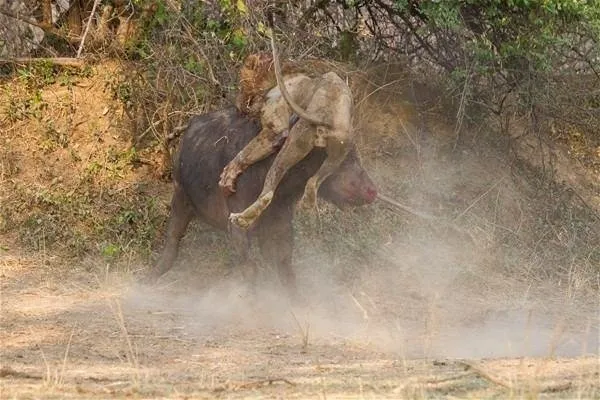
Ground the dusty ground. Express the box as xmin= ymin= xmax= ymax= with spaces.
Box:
xmin=1 ymin=60 xmax=599 ymax=399
xmin=1 ymin=247 xmax=598 ymax=399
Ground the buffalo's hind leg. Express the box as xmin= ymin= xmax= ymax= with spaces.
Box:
xmin=256 ymin=209 xmax=299 ymax=300
xmin=150 ymin=183 xmax=194 ymax=280
xmin=228 ymin=222 xmax=257 ymax=284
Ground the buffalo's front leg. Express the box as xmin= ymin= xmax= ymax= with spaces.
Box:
xmin=229 ymin=125 xmax=314 ymax=229
xmin=150 ymin=183 xmax=194 ymax=280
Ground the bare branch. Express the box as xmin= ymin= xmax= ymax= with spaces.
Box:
xmin=76 ymin=0 xmax=102 ymax=58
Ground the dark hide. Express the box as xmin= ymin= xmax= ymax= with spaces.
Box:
xmin=153 ymin=107 xmax=377 ymax=291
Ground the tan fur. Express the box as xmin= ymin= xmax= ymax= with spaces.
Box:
xmin=220 ymin=52 xmax=317 ymax=197
xmin=235 ymin=52 xmax=305 ymax=120
xmin=223 ymin=37 xmax=356 ymax=230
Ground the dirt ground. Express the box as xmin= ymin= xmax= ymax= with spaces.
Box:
xmin=1 ymin=246 xmax=598 ymax=399
xmin=1 ymin=60 xmax=599 ymax=399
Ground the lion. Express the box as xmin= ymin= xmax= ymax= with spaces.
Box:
xmin=221 ymin=35 xmax=355 ymax=229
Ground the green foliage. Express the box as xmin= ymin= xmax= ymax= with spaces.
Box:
xmin=151 ymin=0 xmax=170 ymax=26
xmin=387 ymin=0 xmax=600 ymax=140
xmin=40 ymin=121 xmax=69 ymax=153
xmin=17 ymin=61 xmax=56 ymax=86
xmin=5 ymin=178 xmax=166 ymax=261
xmin=101 ymin=243 xmax=121 ymax=261
xmin=132 ymin=0 xmax=250 ymax=57
xmin=4 ymin=89 xmax=45 ymax=122
xmin=339 ymin=30 xmax=358 ymax=62
xmin=14 ymin=62 xmax=93 ymax=89
xmin=107 ymin=77 xmax=134 ymax=108
xmin=393 ymin=0 xmax=600 ymax=76
xmin=183 ymin=55 xmax=205 ymax=75
xmin=419 ymin=1 xmax=461 ymax=30
xmin=200 ymin=0 xmax=249 ymax=53
xmin=104 ymin=195 xmax=163 ymax=258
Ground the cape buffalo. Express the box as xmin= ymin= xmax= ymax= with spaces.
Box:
xmin=153 ymin=107 xmax=377 ymax=293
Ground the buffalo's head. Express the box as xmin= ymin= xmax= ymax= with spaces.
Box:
xmin=319 ymin=148 xmax=377 ymax=208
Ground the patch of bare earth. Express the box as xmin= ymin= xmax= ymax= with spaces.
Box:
xmin=0 ymin=61 xmax=169 ymax=261
xmin=1 ymin=251 xmax=598 ymax=399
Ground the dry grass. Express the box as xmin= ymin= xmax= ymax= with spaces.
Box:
xmin=1 ymin=39 xmax=599 ymax=399
xmin=1 ymin=252 xmax=599 ymax=399
xmin=0 ymin=61 xmax=170 ymax=267
xmin=0 ymin=252 xmax=600 ymax=399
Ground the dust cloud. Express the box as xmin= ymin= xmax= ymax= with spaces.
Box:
xmin=124 ymin=121 xmax=598 ymax=361
xmin=365 ymin=238 xmax=599 ymax=359
xmin=124 ymin=237 xmax=598 ymax=360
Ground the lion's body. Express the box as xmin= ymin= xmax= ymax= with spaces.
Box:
xmin=221 ymin=43 xmax=356 ymax=230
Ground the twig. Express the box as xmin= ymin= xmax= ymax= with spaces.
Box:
xmin=0 ymin=366 xmax=43 ymax=380
xmin=234 ymin=377 xmax=297 ymax=390
xmin=213 ymin=377 xmax=296 ymax=392
xmin=397 ymin=115 xmax=419 ymax=154
xmin=354 ymin=79 xmax=405 ymax=109
xmin=376 ymin=193 xmax=437 ymax=221
xmin=289 ymin=310 xmax=309 ymax=352
xmin=58 ymin=328 xmax=75 ymax=385
xmin=0 ymin=57 xmax=85 ymax=67
xmin=377 ymin=192 xmax=478 ymax=243
xmin=181 ymin=18 xmax=221 ymax=87
xmin=452 ymin=61 xmax=473 ymax=150
xmin=39 ymin=344 xmax=51 ymax=383
xmin=458 ymin=360 xmax=514 ymax=390
xmin=214 ymin=136 xmax=229 ymax=146
xmin=349 ymin=291 xmax=369 ymax=321
xmin=426 ymin=372 xmax=475 ymax=385
xmin=568 ymin=187 xmax=600 ymax=226
xmin=298 ymin=0 xmax=330 ymax=30
xmin=541 ymin=382 xmax=573 ymax=393
xmin=107 ymin=298 xmax=140 ymax=382
xmin=76 ymin=0 xmax=102 ymax=58
xmin=454 ymin=177 xmax=505 ymax=221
